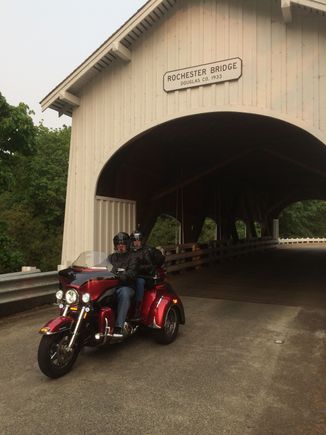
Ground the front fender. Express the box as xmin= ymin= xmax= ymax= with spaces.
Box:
xmin=39 ymin=316 xmax=74 ymax=335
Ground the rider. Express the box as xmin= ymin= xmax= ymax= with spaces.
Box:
xmin=108 ymin=232 xmax=139 ymax=337
xmin=130 ymin=230 xmax=165 ymax=320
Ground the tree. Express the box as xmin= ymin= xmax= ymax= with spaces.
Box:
xmin=0 ymin=121 xmax=70 ymax=272
xmin=279 ymin=200 xmax=326 ymax=237
xmin=235 ymin=220 xmax=246 ymax=239
xmin=0 ymin=92 xmax=36 ymax=189
xmin=20 ymin=124 xmax=70 ymax=227
xmin=0 ymin=220 xmax=23 ymax=272
xmin=198 ymin=217 xmax=217 ymax=243
xmin=148 ymin=215 xmax=180 ymax=247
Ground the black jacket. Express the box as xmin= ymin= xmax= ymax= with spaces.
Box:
xmin=150 ymin=247 xmax=165 ymax=267
xmin=131 ymin=246 xmax=165 ymax=276
xmin=108 ymin=251 xmax=139 ymax=287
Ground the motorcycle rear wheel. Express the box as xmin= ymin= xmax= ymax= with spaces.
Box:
xmin=38 ymin=332 xmax=80 ymax=378
xmin=155 ymin=305 xmax=179 ymax=345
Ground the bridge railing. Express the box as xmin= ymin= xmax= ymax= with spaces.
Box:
xmin=279 ymin=237 xmax=326 ymax=244
xmin=163 ymin=237 xmax=277 ymax=273
xmin=0 ymin=237 xmax=277 ymax=316
xmin=0 ymin=271 xmax=58 ymax=317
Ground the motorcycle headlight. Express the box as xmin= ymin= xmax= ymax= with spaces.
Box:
xmin=82 ymin=293 xmax=90 ymax=303
xmin=56 ymin=290 xmax=64 ymax=301
xmin=65 ymin=289 xmax=78 ymax=305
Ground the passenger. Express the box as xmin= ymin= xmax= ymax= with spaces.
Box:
xmin=108 ymin=232 xmax=139 ymax=337
xmin=130 ymin=230 xmax=165 ymax=320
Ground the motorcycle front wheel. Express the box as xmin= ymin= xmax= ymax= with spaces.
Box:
xmin=38 ymin=332 xmax=80 ymax=379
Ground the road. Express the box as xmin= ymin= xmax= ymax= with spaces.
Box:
xmin=0 ymin=246 xmax=325 ymax=434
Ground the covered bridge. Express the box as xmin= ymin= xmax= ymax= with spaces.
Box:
xmin=41 ymin=0 xmax=326 ymax=266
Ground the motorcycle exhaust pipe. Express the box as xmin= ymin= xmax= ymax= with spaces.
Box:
xmin=95 ymin=318 xmax=113 ymax=344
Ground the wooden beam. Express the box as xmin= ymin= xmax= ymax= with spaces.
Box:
xmin=58 ymin=102 xmax=73 ymax=117
xmin=281 ymin=0 xmax=292 ymax=23
xmin=281 ymin=0 xmax=326 ymax=23
xmin=151 ymin=148 xmax=255 ymax=201
xmin=58 ymin=91 xmax=80 ymax=107
xmin=262 ymin=148 xmax=326 ymax=179
xmin=293 ymin=0 xmax=326 ymax=14
xmin=111 ymin=42 xmax=131 ymax=62
xmin=266 ymin=194 xmax=295 ymax=216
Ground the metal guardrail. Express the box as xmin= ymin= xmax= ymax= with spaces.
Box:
xmin=279 ymin=237 xmax=326 ymax=244
xmin=0 ymin=271 xmax=58 ymax=317
xmin=0 ymin=238 xmax=277 ymax=317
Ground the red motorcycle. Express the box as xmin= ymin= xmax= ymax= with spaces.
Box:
xmin=38 ymin=251 xmax=185 ymax=378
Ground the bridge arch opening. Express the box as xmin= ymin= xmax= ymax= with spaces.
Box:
xmin=279 ymin=199 xmax=326 ymax=238
xmin=96 ymin=111 xmax=326 ymax=244
xmin=147 ymin=214 xmax=181 ymax=247
xmin=235 ymin=220 xmax=247 ymax=240
xmin=198 ymin=217 xmax=218 ymax=243
xmin=254 ymin=222 xmax=262 ymax=238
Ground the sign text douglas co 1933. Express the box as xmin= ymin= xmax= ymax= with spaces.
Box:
xmin=163 ymin=58 xmax=242 ymax=92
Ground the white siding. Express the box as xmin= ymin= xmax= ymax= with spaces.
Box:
xmin=61 ymin=0 xmax=326 ymax=265
xmin=94 ymin=197 xmax=136 ymax=254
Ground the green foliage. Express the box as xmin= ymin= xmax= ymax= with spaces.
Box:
xmin=0 ymin=220 xmax=24 ymax=272
xmin=0 ymin=92 xmax=36 ymax=189
xmin=149 ymin=216 xmax=217 ymax=245
xmin=235 ymin=220 xmax=246 ymax=239
xmin=0 ymin=102 xmax=70 ymax=273
xmin=279 ymin=200 xmax=326 ymax=237
xmin=21 ymin=124 xmax=70 ymax=227
xmin=254 ymin=222 xmax=262 ymax=238
xmin=0 ymin=201 xmax=64 ymax=272
xmin=148 ymin=215 xmax=180 ymax=247
xmin=198 ymin=217 xmax=217 ymax=243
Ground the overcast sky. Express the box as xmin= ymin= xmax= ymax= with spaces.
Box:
xmin=0 ymin=0 xmax=147 ymax=129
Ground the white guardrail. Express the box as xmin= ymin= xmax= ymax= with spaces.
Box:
xmin=279 ymin=237 xmax=326 ymax=244
xmin=0 ymin=237 xmax=278 ymax=317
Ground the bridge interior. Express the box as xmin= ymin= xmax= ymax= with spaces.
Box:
xmin=169 ymin=245 xmax=326 ymax=310
xmin=97 ymin=112 xmax=326 ymax=242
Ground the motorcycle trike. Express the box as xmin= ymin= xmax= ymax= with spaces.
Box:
xmin=38 ymin=251 xmax=185 ymax=378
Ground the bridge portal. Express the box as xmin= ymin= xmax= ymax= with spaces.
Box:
xmin=41 ymin=0 xmax=326 ymax=265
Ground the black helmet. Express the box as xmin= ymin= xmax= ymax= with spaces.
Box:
xmin=113 ymin=232 xmax=130 ymax=248
xmin=130 ymin=230 xmax=144 ymax=241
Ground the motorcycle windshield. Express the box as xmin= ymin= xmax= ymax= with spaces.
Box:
xmin=72 ymin=251 xmax=113 ymax=271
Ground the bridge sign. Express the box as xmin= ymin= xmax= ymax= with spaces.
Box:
xmin=163 ymin=58 xmax=242 ymax=92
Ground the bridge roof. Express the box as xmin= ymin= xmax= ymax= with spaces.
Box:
xmin=40 ymin=0 xmax=326 ymax=117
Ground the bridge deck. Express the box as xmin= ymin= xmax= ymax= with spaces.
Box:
xmin=170 ymin=244 xmax=326 ymax=308
xmin=0 ymin=246 xmax=325 ymax=434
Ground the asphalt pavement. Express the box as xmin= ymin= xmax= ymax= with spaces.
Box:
xmin=0 ymin=246 xmax=325 ymax=435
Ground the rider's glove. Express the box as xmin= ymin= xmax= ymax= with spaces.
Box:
xmin=117 ymin=271 xmax=127 ymax=282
